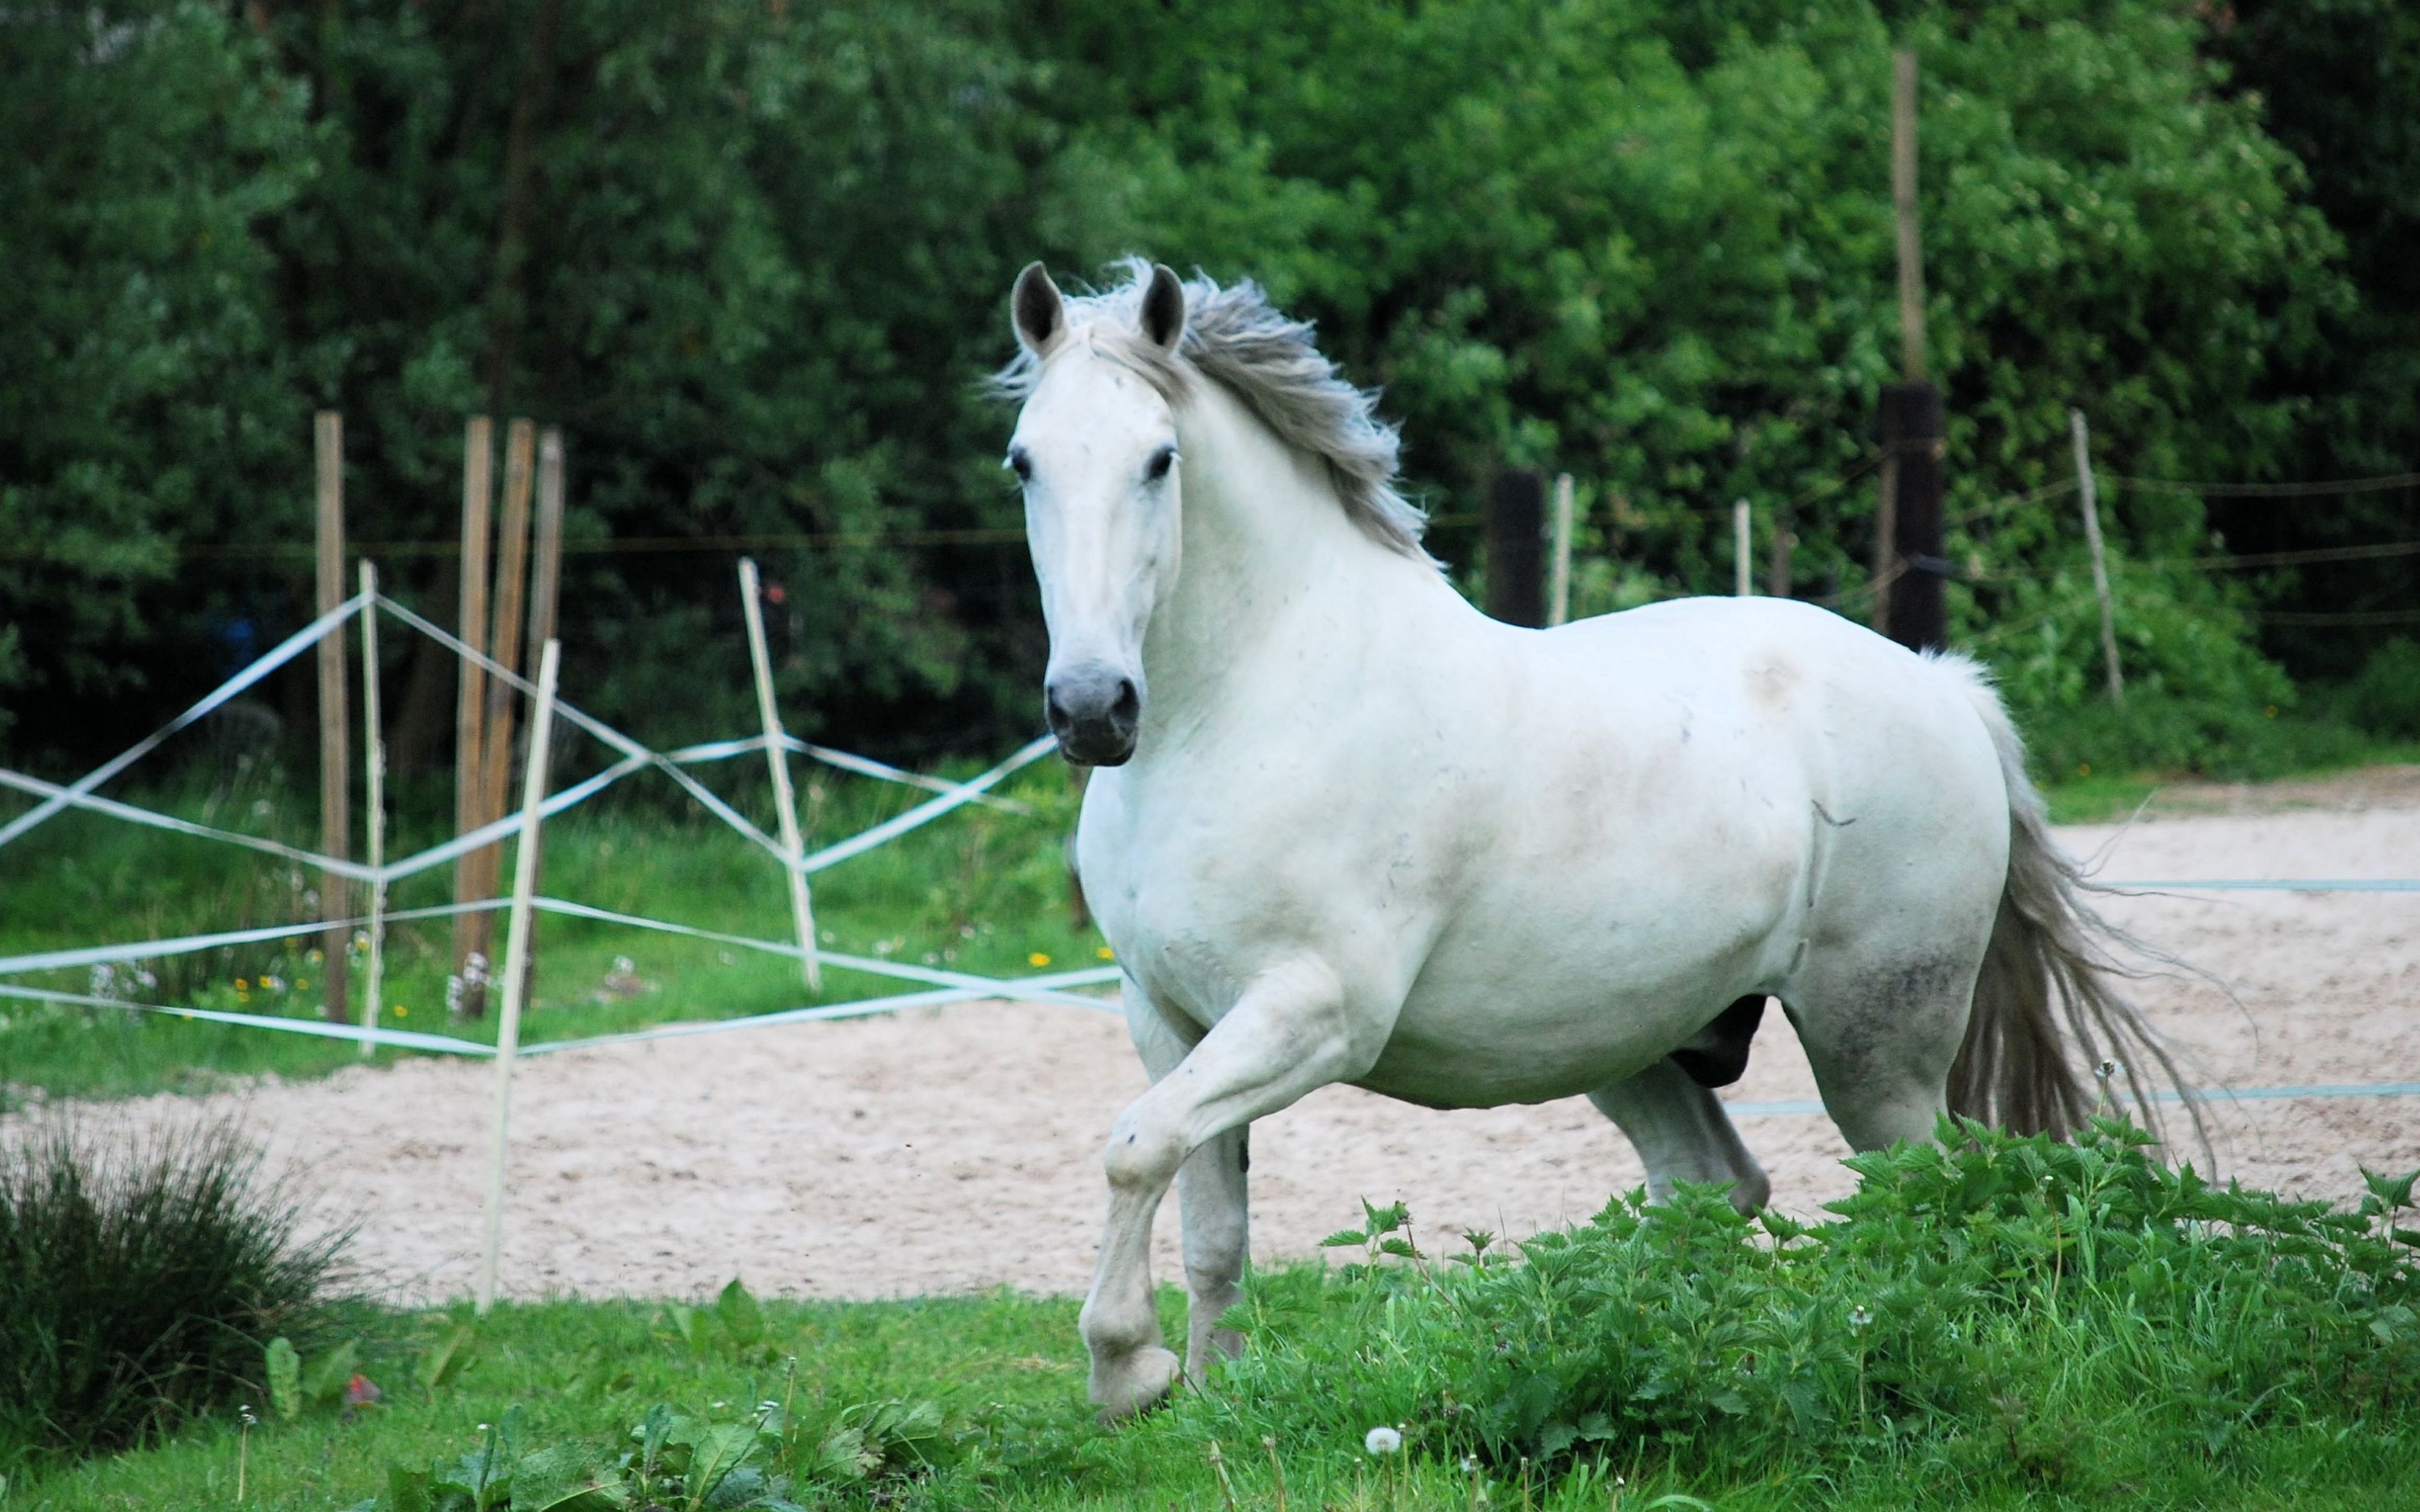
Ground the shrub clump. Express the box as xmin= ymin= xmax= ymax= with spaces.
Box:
xmin=1185 ymin=1120 xmax=2420 ymax=1492
xmin=0 ymin=1116 xmax=352 ymax=1468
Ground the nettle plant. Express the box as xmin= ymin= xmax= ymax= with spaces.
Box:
xmin=1186 ymin=1120 xmax=2420 ymax=1488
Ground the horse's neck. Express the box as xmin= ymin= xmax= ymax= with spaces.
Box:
xmin=1141 ymin=385 xmax=1444 ymax=728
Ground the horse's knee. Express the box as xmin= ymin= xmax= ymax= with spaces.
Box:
xmin=1103 ymin=1118 xmax=1185 ymax=1193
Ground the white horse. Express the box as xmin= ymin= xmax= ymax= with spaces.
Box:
xmin=997 ymin=259 xmax=2181 ymax=1420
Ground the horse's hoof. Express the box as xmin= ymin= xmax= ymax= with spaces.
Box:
xmin=1090 ymin=1345 xmax=1181 ymax=1424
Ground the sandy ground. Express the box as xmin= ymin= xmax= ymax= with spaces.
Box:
xmin=31 ymin=769 xmax=2420 ymax=1306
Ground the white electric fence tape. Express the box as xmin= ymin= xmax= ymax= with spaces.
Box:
xmin=5 ymin=584 xmax=2417 ymax=1112
xmin=0 ymin=591 xmax=371 ymax=851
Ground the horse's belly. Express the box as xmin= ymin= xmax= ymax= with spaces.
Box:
xmin=1361 ymin=934 xmax=1770 ymax=1106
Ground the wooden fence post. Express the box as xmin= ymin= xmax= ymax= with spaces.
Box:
xmin=466 ymin=419 xmax=538 ymax=1017
xmin=476 ymin=637 xmax=560 ymax=1317
xmin=1876 ymin=48 xmax=1947 ymax=652
xmin=2070 ymin=408 xmax=2125 ymax=707
xmin=453 ymin=418 xmax=495 ymax=1009
xmin=739 ymin=559 xmax=822 ymax=993
xmin=314 ymin=412 xmax=351 ymax=1025
xmin=1768 ymin=509 xmax=1796 ymax=599
xmin=1548 ymin=473 xmax=1576 ymax=627
xmin=1881 ymin=383 xmax=1948 ymax=651
xmin=1733 ymin=499 xmax=1754 ymax=597
xmin=513 ymin=428 xmax=568 ymax=992
xmin=1486 ymin=469 xmax=1546 ymax=627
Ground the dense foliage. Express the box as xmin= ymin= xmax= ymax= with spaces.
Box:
xmin=1182 ymin=1119 xmax=2420 ymax=1494
xmin=1 ymin=0 xmax=2414 ymax=768
xmin=0 ymin=1118 xmax=353 ymax=1472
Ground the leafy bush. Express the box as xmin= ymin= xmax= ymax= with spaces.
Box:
xmin=1179 ymin=1121 xmax=2420 ymax=1494
xmin=0 ymin=1117 xmax=353 ymax=1470
xmin=2334 ymin=638 xmax=2420 ymax=741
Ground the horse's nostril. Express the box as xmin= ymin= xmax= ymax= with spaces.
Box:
xmin=1111 ymin=679 xmax=1140 ymax=723
xmin=1045 ymin=685 xmax=1074 ymax=729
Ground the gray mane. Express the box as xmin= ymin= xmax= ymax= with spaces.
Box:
xmin=992 ymin=258 xmax=1432 ymax=560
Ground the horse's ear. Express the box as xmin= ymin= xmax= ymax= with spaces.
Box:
xmin=1013 ymin=261 xmax=1065 ymax=356
xmin=1140 ymin=263 xmax=1186 ymax=351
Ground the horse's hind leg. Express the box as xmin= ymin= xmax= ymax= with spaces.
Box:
xmin=1588 ymin=1057 xmax=1770 ymax=1213
xmin=1784 ymin=947 xmax=1978 ymax=1152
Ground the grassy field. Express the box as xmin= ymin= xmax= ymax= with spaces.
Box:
xmin=7 ymin=730 xmax=2419 ymax=1508
xmin=12 ymin=1130 xmax=2417 ymax=1510
xmin=0 ymin=752 xmax=1106 ymax=1104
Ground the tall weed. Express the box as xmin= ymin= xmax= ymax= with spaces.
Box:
xmin=0 ymin=1117 xmax=354 ymax=1471
xmin=1181 ymin=1120 xmax=2420 ymax=1494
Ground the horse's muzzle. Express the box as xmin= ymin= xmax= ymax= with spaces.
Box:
xmin=1045 ymin=662 xmax=1141 ymax=766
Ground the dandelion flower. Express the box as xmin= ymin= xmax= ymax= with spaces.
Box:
xmin=1849 ymin=1305 xmax=1874 ymax=1331
xmin=1028 ymin=952 xmax=1052 ymax=968
xmin=1365 ymin=1425 xmax=1402 ymax=1456
xmin=2095 ymin=1058 xmax=2123 ymax=1081
xmin=1097 ymin=946 xmax=1115 ymax=960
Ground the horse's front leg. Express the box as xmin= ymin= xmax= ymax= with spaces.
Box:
xmin=1119 ymin=988 xmax=1246 ymax=1385
xmin=1081 ymin=957 xmax=1376 ymax=1421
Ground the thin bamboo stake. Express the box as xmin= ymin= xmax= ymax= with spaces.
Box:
xmin=314 ymin=412 xmax=351 ymax=1024
xmin=2070 ymin=408 xmax=2126 ymax=707
xmin=739 ymin=559 xmax=822 ymax=993
xmin=1548 ymin=473 xmax=1576 ymax=627
xmin=1733 ymin=499 xmax=1754 ymax=597
xmin=467 ymin=419 xmax=538 ymax=1016
xmin=476 ymin=638 xmax=560 ymax=1317
xmin=359 ymin=561 xmax=387 ymax=1058
xmin=453 ymin=419 xmax=495 ymax=999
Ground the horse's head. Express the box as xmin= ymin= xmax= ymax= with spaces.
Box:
xmin=1002 ymin=260 xmax=1189 ymax=767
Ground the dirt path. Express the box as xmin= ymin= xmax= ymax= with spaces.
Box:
xmin=39 ymin=770 xmax=2420 ymax=1305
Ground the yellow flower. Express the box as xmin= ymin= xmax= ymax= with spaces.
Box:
xmin=297 ymin=978 xmax=308 ymax=990
xmin=1097 ymin=946 xmax=1115 ymax=960
xmin=1028 ymin=952 xmax=1052 ymax=968
xmin=393 ymin=1005 xmax=408 ymax=1017
xmin=234 ymin=979 xmax=249 ymax=991
xmin=2076 ymin=762 xmax=2091 ymax=777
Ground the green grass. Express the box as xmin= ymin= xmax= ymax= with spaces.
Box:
xmin=0 ymin=753 xmax=1107 ymax=1104
xmin=2027 ymin=700 xmax=2420 ymax=823
xmin=11 ymin=1126 xmax=2417 ymax=1509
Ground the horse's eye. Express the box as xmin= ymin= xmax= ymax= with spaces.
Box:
xmin=1006 ymin=448 xmax=1033 ymax=482
xmin=1144 ymin=446 xmax=1176 ymax=482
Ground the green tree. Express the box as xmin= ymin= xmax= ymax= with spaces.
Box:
xmin=0 ymin=3 xmax=318 ymax=749
xmin=2210 ymin=0 xmax=2420 ymax=679
xmin=1022 ymin=0 xmax=2349 ymax=753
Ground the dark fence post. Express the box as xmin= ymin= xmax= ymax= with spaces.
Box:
xmin=1881 ymin=382 xmax=1946 ymax=652
xmin=1486 ymin=468 xmax=1545 ymax=627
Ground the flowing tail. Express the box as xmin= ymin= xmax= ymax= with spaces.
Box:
xmin=1942 ymin=660 xmax=2200 ymax=1146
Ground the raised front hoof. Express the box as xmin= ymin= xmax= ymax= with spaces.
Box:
xmin=1089 ymin=1345 xmax=1181 ymax=1425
